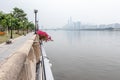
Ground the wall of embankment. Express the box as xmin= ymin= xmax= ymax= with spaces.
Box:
xmin=0 ymin=35 xmax=41 ymax=80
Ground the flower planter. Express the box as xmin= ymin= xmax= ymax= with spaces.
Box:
xmin=37 ymin=30 xmax=53 ymax=42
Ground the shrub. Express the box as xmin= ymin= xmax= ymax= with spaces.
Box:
xmin=0 ymin=32 xmax=5 ymax=36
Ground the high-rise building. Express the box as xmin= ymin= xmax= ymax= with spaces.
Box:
xmin=64 ymin=17 xmax=81 ymax=30
xmin=67 ymin=17 xmax=74 ymax=29
xmin=74 ymin=21 xmax=81 ymax=30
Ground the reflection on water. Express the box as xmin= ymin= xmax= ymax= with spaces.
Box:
xmin=65 ymin=31 xmax=81 ymax=44
xmin=44 ymin=30 xmax=120 ymax=80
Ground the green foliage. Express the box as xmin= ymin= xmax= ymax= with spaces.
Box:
xmin=28 ymin=22 xmax=35 ymax=30
xmin=0 ymin=12 xmax=6 ymax=29
xmin=0 ymin=7 xmax=35 ymax=33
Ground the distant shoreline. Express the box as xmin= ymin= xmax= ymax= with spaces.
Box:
xmin=42 ymin=28 xmax=120 ymax=31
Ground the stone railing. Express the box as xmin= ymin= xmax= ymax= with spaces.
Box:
xmin=0 ymin=35 xmax=41 ymax=80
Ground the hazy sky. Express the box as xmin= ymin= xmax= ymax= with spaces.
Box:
xmin=0 ymin=0 xmax=120 ymax=28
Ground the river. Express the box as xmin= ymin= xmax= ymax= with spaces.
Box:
xmin=44 ymin=30 xmax=120 ymax=80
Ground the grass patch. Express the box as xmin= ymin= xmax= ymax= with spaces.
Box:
xmin=0 ymin=31 xmax=22 ymax=44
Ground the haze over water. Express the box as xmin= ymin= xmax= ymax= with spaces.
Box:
xmin=45 ymin=30 xmax=120 ymax=80
xmin=1 ymin=0 xmax=120 ymax=28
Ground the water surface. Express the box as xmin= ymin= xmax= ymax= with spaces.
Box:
xmin=44 ymin=30 xmax=120 ymax=80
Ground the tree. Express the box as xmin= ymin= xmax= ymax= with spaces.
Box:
xmin=27 ymin=22 xmax=34 ymax=32
xmin=12 ymin=7 xmax=27 ymax=34
xmin=0 ymin=7 xmax=34 ymax=35
xmin=21 ymin=18 xmax=28 ymax=35
xmin=0 ymin=12 xmax=7 ymax=31
xmin=0 ymin=11 xmax=3 ymax=25
xmin=0 ymin=13 xmax=12 ymax=32
xmin=0 ymin=12 xmax=15 ymax=39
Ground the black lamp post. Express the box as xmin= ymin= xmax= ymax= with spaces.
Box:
xmin=34 ymin=9 xmax=38 ymax=34
xmin=27 ymin=23 xmax=28 ymax=33
xmin=22 ymin=20 xmax=25 ymax=35
xmin=10 ymin=16 xmax=13 ymax=39
xmin=10 ymin=27 xmax=13 ymax=39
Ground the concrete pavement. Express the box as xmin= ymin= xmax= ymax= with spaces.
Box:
xmin=0 ymin=32 xmax=35 ymax=61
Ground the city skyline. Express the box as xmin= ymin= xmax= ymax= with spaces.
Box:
xmin=63 ymin=17 xmax=120 ymax=30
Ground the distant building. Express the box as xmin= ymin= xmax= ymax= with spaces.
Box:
xmin=64 ymin=17 xmax=81 ymax=30
xmin=113 ymin=23 xmax=120 ymax=28
xmin=67 ymin=17 xmax=74 ymax=29
xmin=98 ymin=23 xmax=120 ymax=29
xmin=73 ymin=21 xmax=81 ymax=30
xmin=63 ymin=17 xmax=120 ymax=30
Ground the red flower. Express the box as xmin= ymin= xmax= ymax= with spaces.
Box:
xmin=37 ymin=30 xmax=53 ymax=42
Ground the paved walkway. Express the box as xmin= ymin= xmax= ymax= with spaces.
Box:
xmin=0 ymin=32 xmax=35 ymax=61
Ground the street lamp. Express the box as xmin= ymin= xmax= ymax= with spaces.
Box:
xmin=10 ymin=25 xmax=13 ymax=39
xmin=10 ymin=15 xmax=13 ymax=39
xmin=22 ymin=20 xmax=25 ymax=35
xmin=34 ymin=9 xmax=38 ymax=34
